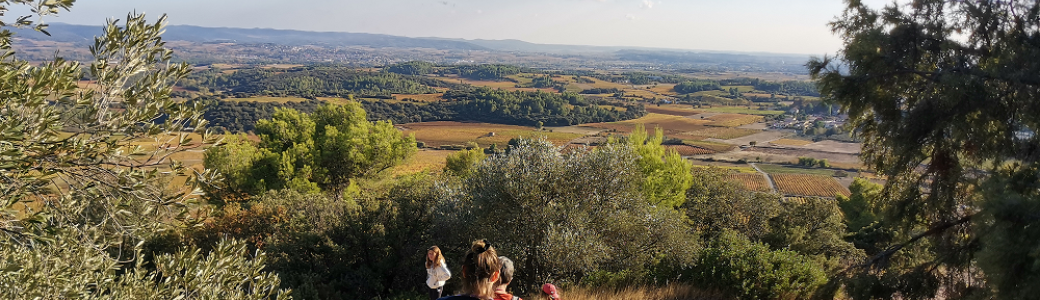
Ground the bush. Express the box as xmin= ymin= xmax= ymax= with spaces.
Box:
xmin=676 ymin=231 xmax=827 ymax=300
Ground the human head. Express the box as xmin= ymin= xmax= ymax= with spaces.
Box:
xmin=426 ymin=245 xmax=444 ymax=268
xmin=461 ymin=240 xmax=501 ymax=298
xmin=541 ymin=283 xmax=560 ymax=300
xmin=497 ymin=256 xmax=514 ymax=286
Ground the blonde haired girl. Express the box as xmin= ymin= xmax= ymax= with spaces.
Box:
xmin=426 ymin=246 xmax=451 ymax=300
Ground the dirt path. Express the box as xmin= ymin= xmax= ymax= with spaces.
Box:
xmin=750 ymin=163 xmax=778 ymax=193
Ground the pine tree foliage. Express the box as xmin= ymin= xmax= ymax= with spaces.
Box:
xmin=809 ymin=0 xmax=1040 ymax=298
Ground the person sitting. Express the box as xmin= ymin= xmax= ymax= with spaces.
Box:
xmin=438 ymin=240 xmax=501 ymax=300
xmin=493 ymin=256 xmax=521 ymax=300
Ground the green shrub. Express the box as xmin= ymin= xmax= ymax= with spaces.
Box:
xmin=678 ymin=232 xmax=827 ymax=300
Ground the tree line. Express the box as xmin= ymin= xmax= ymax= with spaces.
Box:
xmin=179 ymin=66 xmax=460 ymax=98
xmin=198 ymin=87 xmax=645 ymax=132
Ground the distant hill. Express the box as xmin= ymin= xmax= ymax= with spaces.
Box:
xmin=14 ymin=23 xmax=489 ymax=50
xmin=11 ymin=23 xmax=813 ymax=71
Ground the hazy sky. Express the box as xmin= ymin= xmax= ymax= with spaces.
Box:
xmin=17 ymin=0 xmax=893 ymax=55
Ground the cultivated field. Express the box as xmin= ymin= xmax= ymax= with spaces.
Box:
xmin=754 ymin=164 xmax=844 ymax=176
xmin=392 ymin=149 xmax=454 ymax=175
xmin=683 ymin=127 xmax=761 ymax=140
xmin=700 ymin=106 xmax=785 ymax=115
xmin=684 ymin=140 xmax=737 ymax=152
xmin=730 ymin=173 xmax=773 ymax=192
xmin=400 ymin=121 xmax=582 ymax=147
xmin=705 ymin=114 xmax=765 ymax=127
xmin=772 ymin=174 xmax=851 ymax=198
xmin=664 ymin=144 xmax=716 ymax=156
xmin=645 ymin=104 xmax=701 ymax=116
xmin=585 ymin=113 xmax=712 ymax=134
xmin=770 ymin=138 xmax=814 ymax=146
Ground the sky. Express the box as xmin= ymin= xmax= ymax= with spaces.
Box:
xmin=12 ymin=0 xmax=895 ymax=55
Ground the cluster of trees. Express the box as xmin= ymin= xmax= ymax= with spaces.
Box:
xmin=199 ymin=87 xmax=645 ymax=133
xmin=442 ymin=87 xmax=646 ymax=126
xmin=204 ymin=102 xmax=417 ymax=198
xmin=720 ymin=77 xmax=819 ymax=97
xmin=797 ymin=156 xmax=831 ymax=168
xmin=180 ymin=66 xmax=459 ymax=98
xmin=578 ymin=87 xmax=620 ymax=94
xmin=444 ymin=64 xmax=530 ymax=80
xmin=200 ymin=98 xmax=325 ymax=132
xmin=673 ymin=80 xmax=722 ymax=94
xmin=383 ymin=62 xmax=533 ymax=80
xmin=591 ymin=72 xmax=688 ymax=85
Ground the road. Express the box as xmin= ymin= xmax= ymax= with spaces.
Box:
xmin=750 ymin=163 xmax=778 ymax=193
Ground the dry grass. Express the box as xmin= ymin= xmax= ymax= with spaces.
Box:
xmin=315 ymin=97 xmax=355 ymax=105
xmin=705 ymin=114 xmax=764 ymax=127
xmin=521 ymin=284 xmax=725 ymax=300
xmin=645 ymin=104 xmax=702 ymax=116
xmin=230 ymin=96 xmax=312 ymax=103
xmin=773 ymin=174 xmax=851 ymax=198
xmin=700 ymin=106 xmax=785 ymax=115
xmin=770 ymin=138 xmax=814 ymax=146
xmin=684 ymin=140 xmax=736 ymax=152
xmin=730 ymin=173 xmax=773 ymax=192
xmin=400 ymin=121 xmax=582 ymax=147
xmin=393 ymin=93 xmax=444 ymax=102
xmin=650 ymin=84 xmax=678 ymax=95
xmin=587 ymin=114 xmax=711 ymax=133
xmin=391 ymin=149 xmax=453 ymax=175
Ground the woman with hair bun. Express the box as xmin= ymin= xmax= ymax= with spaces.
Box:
xmin=426 ymin=246 xmax=452 ymax=300
xmin=438 ymin=240 xmax=502 ymax=300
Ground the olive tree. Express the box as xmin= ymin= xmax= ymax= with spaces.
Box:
xmin=0 ymin=3 xmax=287 ymax=298
xmin=432 ymin=139 xmax=697 ymax=288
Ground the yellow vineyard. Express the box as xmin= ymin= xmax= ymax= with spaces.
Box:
xmin=772 ymin=174 xmax=851 ymax=198
xmin=664 ymin=145 xmax=716 ymax=156
xmin=705 ymin=114 xmax=764 ymax=127
xmin=730 ymin=173 xmax=773 ymax=192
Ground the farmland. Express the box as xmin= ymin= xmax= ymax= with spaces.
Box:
xmin=729 ymin=173 xmax=773 ymax=192
xmin=772 ymin=174 xmax=851 ymax=198
xmin=645 ymin=104 xmax=701 ymax=116
xmin=753 ymin=163 xmax=844 ymax=176
xmin=704 ymin=114 xmax=764 ymax=127
xmin=664 ymin=144 xmax=717 ymax=156
xmin=770 ymin=138 xmax=814 ymax=146
xmin=392 ymin=149 xmax=454 ymax=175
xmin=585 ymin=113 xmax=712 ymax=133
xmin=400 ymin=121 xmax=583 ymax=147
xmin=699 ymin=106 xmax=785 ymax=115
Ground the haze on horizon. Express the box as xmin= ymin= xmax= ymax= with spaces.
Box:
xmin=15 ymin=0 xmax=894 ymax=55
